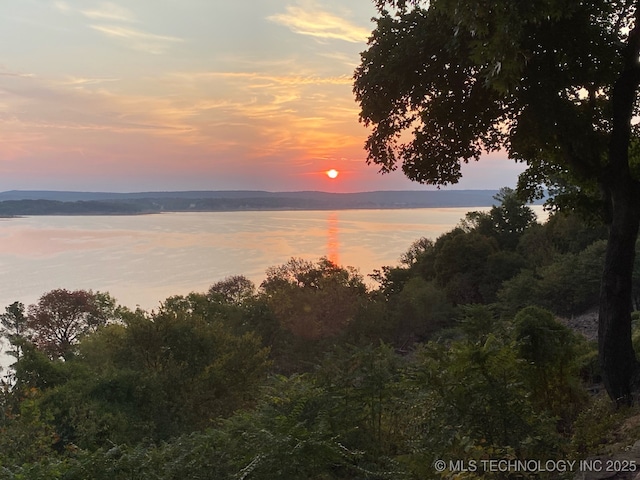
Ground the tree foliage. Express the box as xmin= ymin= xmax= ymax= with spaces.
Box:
xmin=0 ymin=302 xmax=28 ymax=367
xmin=208 ymin=275 xmax=256 ymax=305
xmin=354 ymin=0 xmax=622 ymax=197
xmin=261 ymin=257 xmax=366 ymax=340
xmin=26 ymin=289 xmax=120 ymax=360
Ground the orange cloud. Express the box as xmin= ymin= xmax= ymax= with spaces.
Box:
xmin=268 ymin=1 xmax=370 ymax=43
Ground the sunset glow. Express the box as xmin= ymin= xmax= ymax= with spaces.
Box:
xmin=0 ymin=1 xmax=526 ymax=192
xmin=326 ymin=169 xmax=339 ymax=179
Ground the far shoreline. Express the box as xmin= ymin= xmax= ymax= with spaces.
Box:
xmin=0 ymin=189 xmax=543 ymax=216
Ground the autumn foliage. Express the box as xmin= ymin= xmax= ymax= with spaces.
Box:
xmin=26 ymin=289 xmax=118 ymax=360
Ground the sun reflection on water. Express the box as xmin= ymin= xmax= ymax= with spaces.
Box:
xmin=326 ymin=211 xmax=340 ymax=265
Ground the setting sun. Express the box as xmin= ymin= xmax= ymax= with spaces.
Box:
xmin=326 ymin=169 xmax=339 ymax=179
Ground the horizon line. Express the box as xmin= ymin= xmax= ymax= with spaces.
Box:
xmin=0 ymin=188 xmax=502 ymax=195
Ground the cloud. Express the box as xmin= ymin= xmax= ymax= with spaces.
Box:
xmin=0 ymin=58 xmax=363 ymax=182
xmin=268 ymin=1 xmax=370 ymax=43
xmin=90 ymin=25 xmax=184 ymax=54
xmin=53 ymin=1 xmax=182 ymax=54
xmin=81 ymin=2 xmax=136 ymax=23
xmin=0 ymin=73 xmax=183 ymax=137
xmin=170 ymin=69 xmax=364 ymax=159
xmin=55 ymin=1 xmax=135 ymax=22
xmin=174 ymin=71 xmax=352 ymax=87
xmin=0 ymin=69 xmax=35 ymax=79
xmin=63 ymin=76 xmax=120 ymax=86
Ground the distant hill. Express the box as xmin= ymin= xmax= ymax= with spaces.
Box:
xmin=0 ymin=189 xmax=524 ymax=215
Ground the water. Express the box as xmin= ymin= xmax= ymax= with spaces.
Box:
xmin=0 ymin=207 xmax=545 ymax=311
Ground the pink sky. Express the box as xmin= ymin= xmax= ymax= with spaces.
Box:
xmin=0 ymin=1 xmax=525 ymax=193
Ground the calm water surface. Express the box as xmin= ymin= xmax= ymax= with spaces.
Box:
xmin=0 ymin=207 xmax=545 ymax=310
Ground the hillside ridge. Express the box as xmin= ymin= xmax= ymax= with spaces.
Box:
xmin=0 ymin=189 xmax=521 ymax=215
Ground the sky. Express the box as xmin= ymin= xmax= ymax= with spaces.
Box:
xmin=0 ymin=0 xmax=525 ymax=193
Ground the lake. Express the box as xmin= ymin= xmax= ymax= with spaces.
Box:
xmin=0 ymin=207 xmax=546 ymax=311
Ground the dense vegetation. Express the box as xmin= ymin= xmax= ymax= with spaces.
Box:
xmin=1 ymin=190 xmax=639 ymax=479
xmin=354 ymin=0 xmax=640 ymax=404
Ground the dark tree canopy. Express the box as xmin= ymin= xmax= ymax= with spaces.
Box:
xmin=261 ymin=257 xmax=366 ymax=339
xmin=355 ymin=0 xmax=640 ymax=403
xmin=208 ymin=275 xmax=256 ymax=305
xmin=354 ymin=0 xmax=632 ymax=203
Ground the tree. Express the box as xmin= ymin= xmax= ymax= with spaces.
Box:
xmin=26 ymin=289 xmax=119 ymax=360
xmin=433 ymin=230 xmax=498 ymax=304
xmin=369 ymin=237 xmax=436 ymax=299
xmin=462 ymin=187 xmax=538 ymax=250
xmin=514 ymin=307 xmax=587 ymax=419
xmin=354 ymin=0 xmax=640 ymax=404
xmin=75 ymin=307 xmax=271 ymax=443
xmin=208 ymin=275 xmax=256 ymax=305
xmin=258 ymin=258 xmax=369 ymax=373
xmin=0 ymin=302 xmax=28 ymax=365
xmin=261 ymin=257 xmax=367 ymax=340
xmin=389 ymin=277 xmax=454 ymax=344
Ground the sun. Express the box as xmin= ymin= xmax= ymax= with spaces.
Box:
xmin=326 ymin=169 xmax=339 ymax=179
